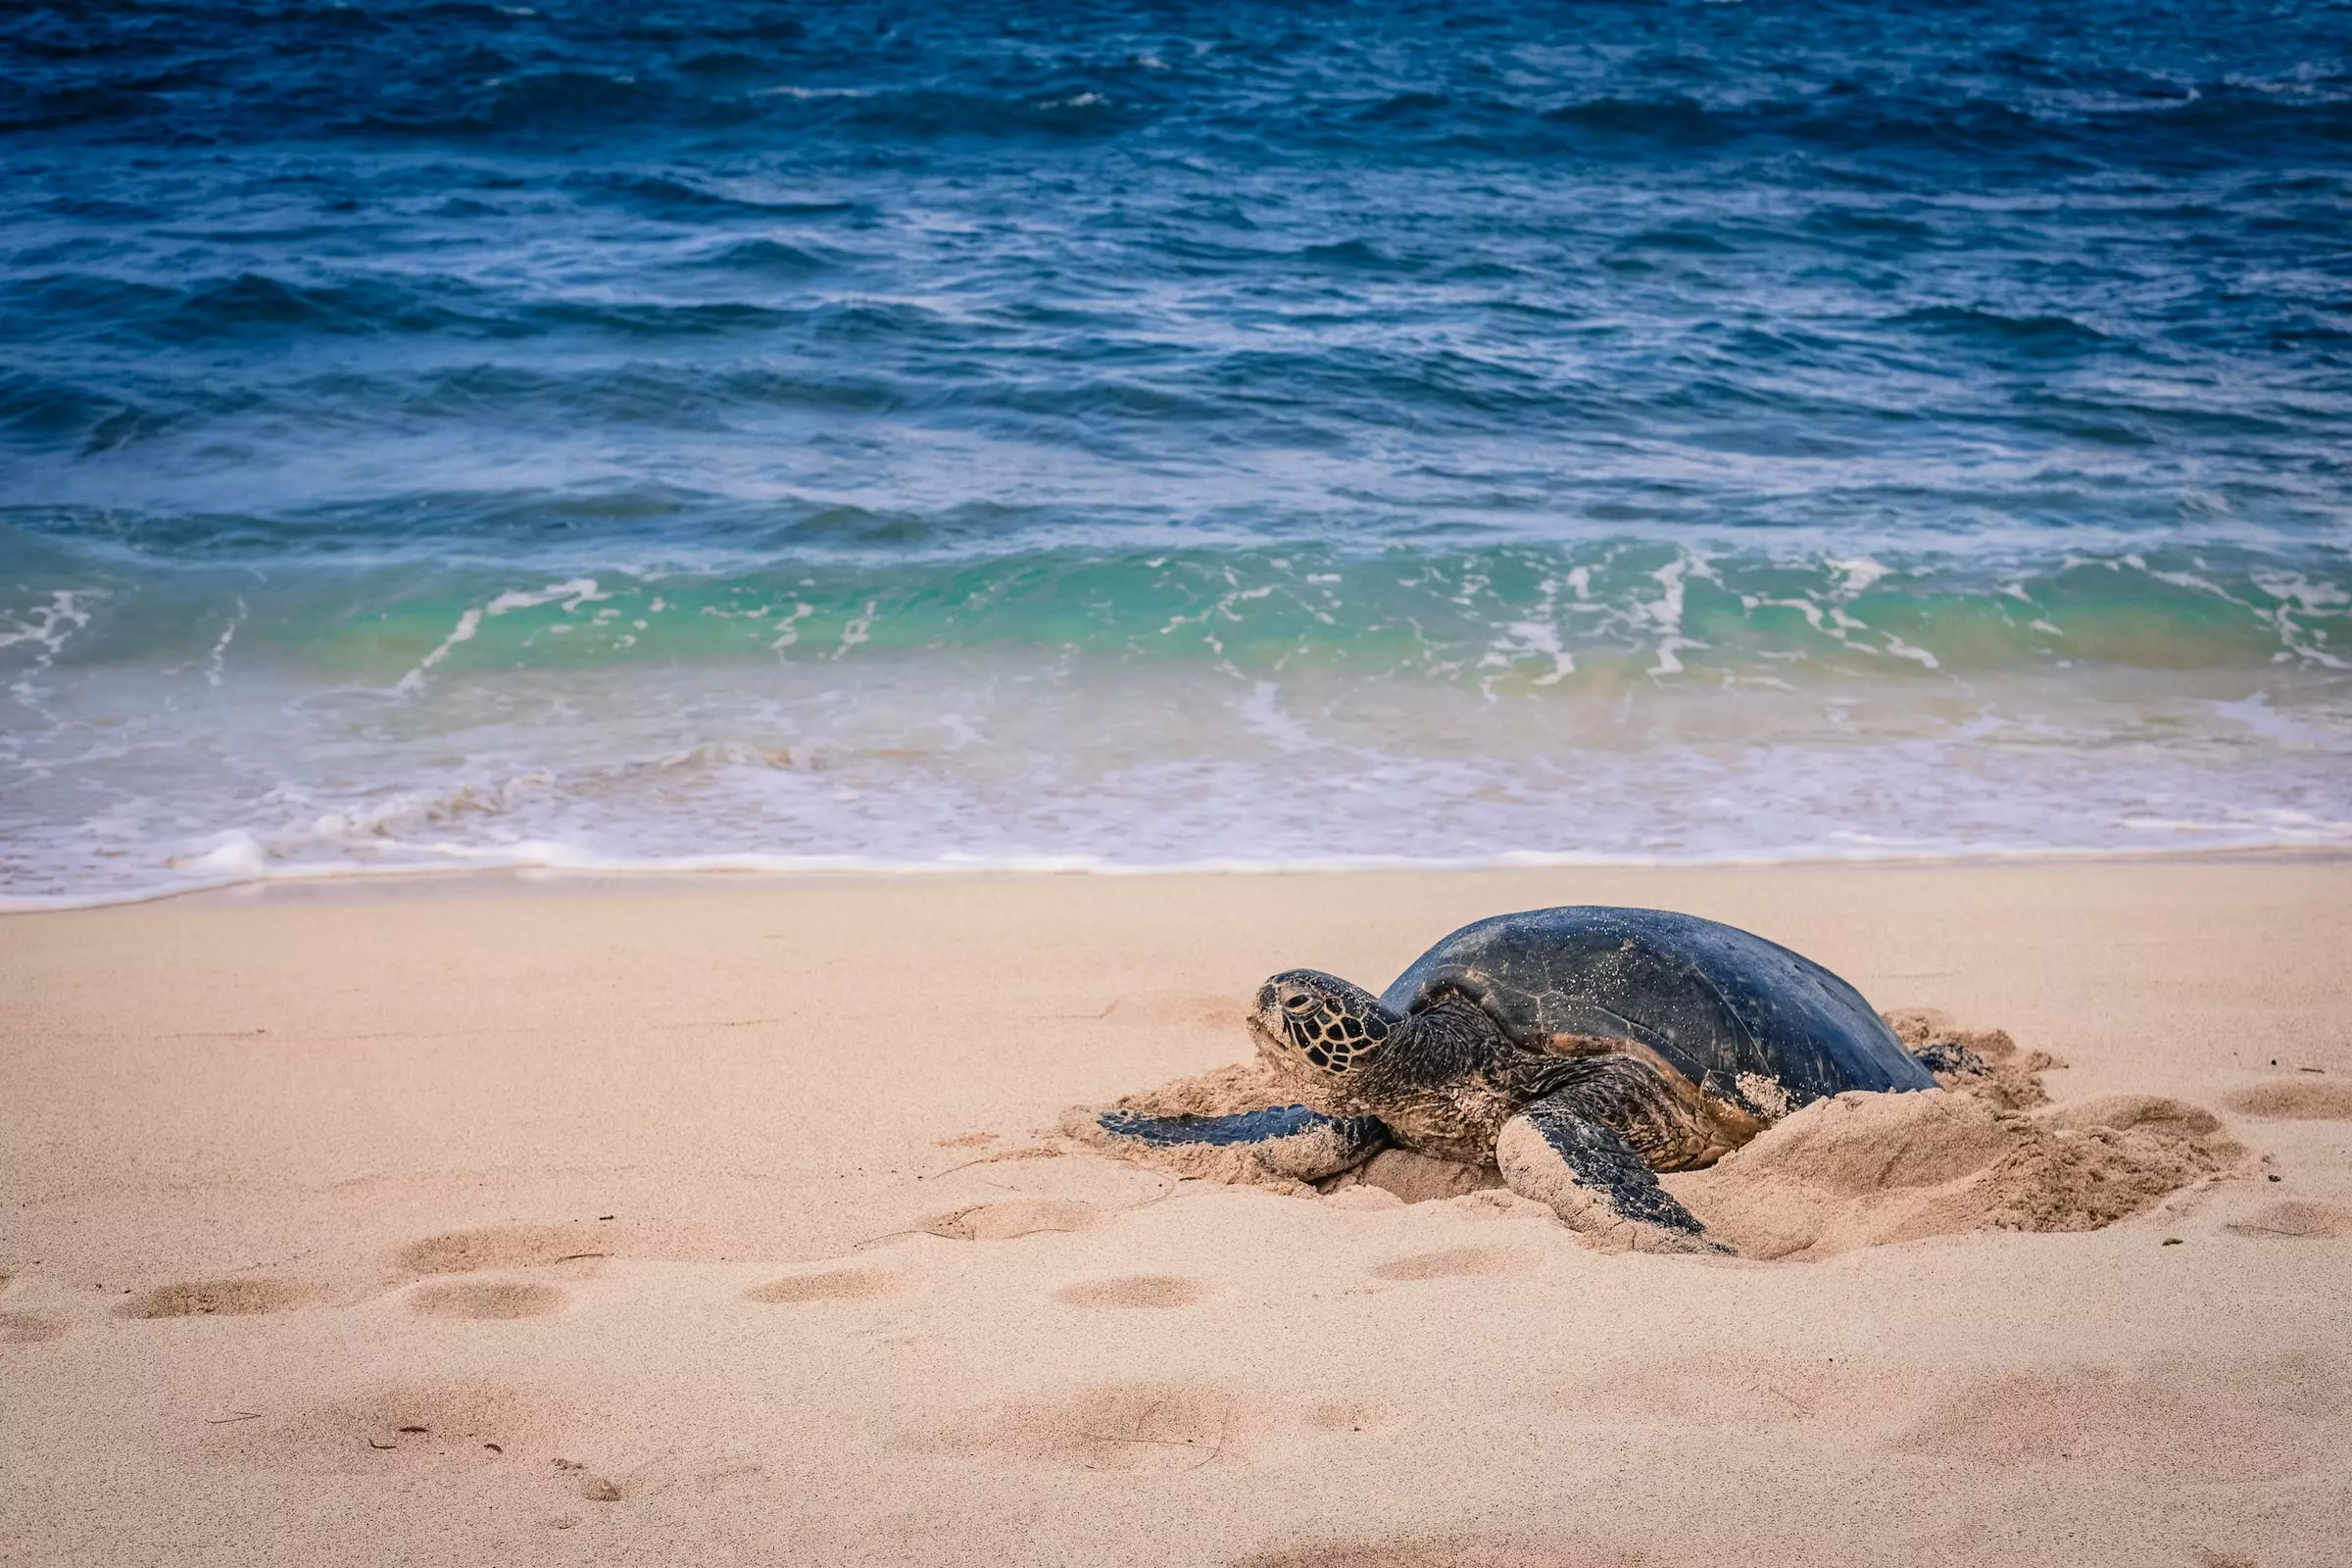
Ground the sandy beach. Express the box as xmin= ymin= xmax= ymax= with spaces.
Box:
xmin=12 ymin=2 xmax=2350 ymax=1563
xmin=3 ymin=859 xmax=2349 ymax=1566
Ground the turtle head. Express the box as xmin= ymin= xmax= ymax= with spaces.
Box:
xmin=1250 ymin=969 xmax=1400 ymax=1078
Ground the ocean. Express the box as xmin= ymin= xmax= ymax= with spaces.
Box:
xmin=3 ymin=0 xmax=2348 ymax=906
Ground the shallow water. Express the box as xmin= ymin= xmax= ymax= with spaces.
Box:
xmin=3 ymin=1 xmax=2348 ymax=904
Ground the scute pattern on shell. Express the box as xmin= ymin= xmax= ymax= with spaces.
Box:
xmin=1381 ymin=906 xmax=1935 ymax=1111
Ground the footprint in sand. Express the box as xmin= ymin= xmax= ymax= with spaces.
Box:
xmin=1329 ymin=1151 xmax=1504 ymax=1205
xmin=398 ymin=1226 xmax=611 ymax=1275
xmin=122 ymin=1278 xmax=318 ymax=1319
xmin=1303 ymin=1399 xmax=1395 ymax=1434
xmin=1897 ymin=1358 xmax=2344 ymax=1483
xmin=1370 ymin=1246 xmax=1530 ymax=1282
xmin=1 ymin=1312 xmax=70 ymax=1345
xmin=1054 ymin=1275 xmax=1210 ymax=1310
xmin=746 ymin=1269 xmax=911 ymax=1303
xmin=409 ymin=1281 xmax=568 ymax=1319
xmin=951 ymin=1380 xmax=1250 ymax=1473
xmin=2226 ymin=1081 xmax=2352 ymax=1120
xmin=209 ymin=1378 xmax=568 ymax=1474
xmin=2226 ymin=1200 xmax=2352 ymax=1240
xmin=919 ymin=1200 xmax=1102 ymax=1242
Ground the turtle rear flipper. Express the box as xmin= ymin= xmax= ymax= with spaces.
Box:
xmin=1912 ymin=1039 xmax=1985 ymax=1077
xmin=1495 ymin=1096 xmax=1723 ymax=1254
xmin=1091 ymin=1105 xmax=1388 ymax=1182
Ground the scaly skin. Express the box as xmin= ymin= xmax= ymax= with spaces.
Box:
xmin=1250 ymin=971 xmax=1754 ymax=1172
xmin=1255 ymin=993 xmax=1526 ymax=1162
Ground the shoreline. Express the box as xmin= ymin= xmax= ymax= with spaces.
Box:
xmin=10 ymin=837 xmax=2352 ymax=916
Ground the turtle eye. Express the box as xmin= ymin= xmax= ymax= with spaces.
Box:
xmin=1283 ymin=994 xmax=1316 ymax=1013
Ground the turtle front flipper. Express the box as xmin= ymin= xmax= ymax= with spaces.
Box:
xmin=1495 ymin=1091 xmax=1721 ymax=1254
xmin=1091 ymin=1105 xmax=1388 ymax=1183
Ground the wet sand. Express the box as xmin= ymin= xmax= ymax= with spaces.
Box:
xmin=3 ymin=860 xmax=2349 ymax=1566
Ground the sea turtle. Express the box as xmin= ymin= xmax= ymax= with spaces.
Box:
xmin=1093 ymin=906 xmax=1937 ymax=1250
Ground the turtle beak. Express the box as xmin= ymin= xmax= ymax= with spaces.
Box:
xmin=1246 ymin=1004 xmax=1292 ymax=1066
xmin=1249 ymin=980 xmax=1287 ymax=1039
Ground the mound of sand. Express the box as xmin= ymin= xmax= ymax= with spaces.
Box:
xmin=1092 ymin=1060 xmax=1288 ymax=1122
xmin=1881 ymin=1007 xmax=2058 ymax=1110
xmin=1071 ymin=1012 xmax=2240 ymax=1259
xmin=1667 ymin=1090 xmax=2242 ymax=1260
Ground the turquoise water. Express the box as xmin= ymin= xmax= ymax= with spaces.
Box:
xmin=3 ymin=1 xmax=2349 ymax=902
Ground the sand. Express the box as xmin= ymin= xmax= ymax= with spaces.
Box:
xmin=3 ymin=859 xmax=2350 ymax=1566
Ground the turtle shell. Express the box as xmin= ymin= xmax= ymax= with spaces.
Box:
xmin=1380 ymin=906 xmax=1933 ymax=1112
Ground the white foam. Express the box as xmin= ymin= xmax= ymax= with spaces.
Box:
xmin=14 ymin=831 xmax=2351 ymax=916
xmin=395 ymin=578 xmax=608 ymax=694
xmin=393 ymin=607 xmax=483 ymax=694
xmin=2212 ymin=691 xmax=2323 ymax=744
xmin=1640 ymin=556 xmax=1712 ymax=676
xmin=1829 ymin=557 xmax=1890 ymax=596
xmin=8 ymin=572 xmax=2352 ymax=912
xmin=165 ymin=829 xmax=270 ymax=878
xmin=0 ymin=588 xmax=93 ymax=657
xmin=1 ymin=588 xmax=96 ymax=708
xmin=766 ymin=602 xmax=816 ymax=649
xmin=205 ymin=597 xmax=248 ymax=688
xmin=835 ymin=600 xmax=877 ymax=656
xmin=2249 ymin=570 xmax=2350 ymax=668
xmin=1882 ymin=634 xmax=1939 ymax=669
xmin=752 ymin=84 xmax=873 ymax=100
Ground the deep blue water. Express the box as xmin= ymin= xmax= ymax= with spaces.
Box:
xmin=3 ymin=1 xmax=2349 ymax=903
